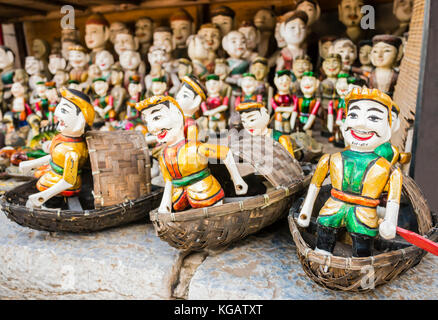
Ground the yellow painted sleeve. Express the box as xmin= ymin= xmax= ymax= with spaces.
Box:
xmin=198 ymin=143 xmax=230 ymax=160
xmin=278 ymin=135 xmax=295 ymax=158
xmin=159 ymin=155 xmax=172 ymax=182
xmin=388 ymin=167 xmax=403 ymax=203
xmin=311 ymin=153 xmax=331 ymax=188
xmin=63 ymin=151 xmax=79 ymax=185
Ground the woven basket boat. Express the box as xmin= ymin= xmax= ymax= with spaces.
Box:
xmin=288 ymin=174 xmax=438 ymax=292
xmin=0 ymin=131 xmax=163 ymax=233
xmin=150 ymin=134 xmax=313 ymax=252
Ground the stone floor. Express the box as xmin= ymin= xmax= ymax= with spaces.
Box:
xmin=0 ymin=207 xmax=436 ymax=300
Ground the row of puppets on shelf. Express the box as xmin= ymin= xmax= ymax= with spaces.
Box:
xmin=0 ymin=0 xmax=424 ymax=262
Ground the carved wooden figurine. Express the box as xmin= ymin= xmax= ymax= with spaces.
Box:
xmin=136 ymin=95 xmax=248 ymax=212
xmin=201 ymin=74 xmax=229 ymax=133
xmin=271 ymin=70 xmax=294 ymax=134
xmin=92 ymin=78 xmax=115 ymax=128
xmin=290 ymin=71 xmax=321 ymax=133
xmin=369 ymin=35 xmax=403 ymax=97
xmin=238 ymin=101 xmax=295 ymax=158
xmin=297 ymin=88 xmax=403 ymax=257
xmin=276 ymin=11 xmax=309 ymax=71
xmin=19 ymin=88 xmax=95 ymax=209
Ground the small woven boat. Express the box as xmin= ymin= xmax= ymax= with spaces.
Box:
xmin=288 ymin=175 xmax=438 ymax=292
xmin=150 ymin=134 xmax=313 ymax=252
xmin=0 ymin=131 xmax=163 ymax=233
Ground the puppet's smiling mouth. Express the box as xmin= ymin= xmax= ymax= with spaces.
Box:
xmin=351 ymin=129 xmax=375 ymax=141
xmin=157 ymin=129 xmax=168 ymax=140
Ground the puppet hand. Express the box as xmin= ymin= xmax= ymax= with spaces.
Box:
xmin=234 ymin=179 xmax=248 ymax=195
xmin=26 ymin=193 xmax=45 ymax=209
xmin=379 ymin=220 xmax=397 ymax=240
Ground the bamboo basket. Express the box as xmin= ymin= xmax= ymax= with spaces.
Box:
xmin=288 ymin=175 xmax=438 ymax=292
xmin=150 ymin=134 xmax=312 ymax=252
xmin=0 ymin=131 xmax=163 ymax=233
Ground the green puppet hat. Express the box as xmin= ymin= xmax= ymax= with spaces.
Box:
xmin=152 ymin=76 xmax=166 ymax=83
xmin=206 ymin=74 xmax=220 ymax=81
xmin=276 ymin=70 xmax=292 ymax=77
xmin=242 ymin=73 xmax=256 ymax=79
xmin=302 ymin=71 xmax=315 ymax=78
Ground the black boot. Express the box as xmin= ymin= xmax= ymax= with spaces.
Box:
xmin=316 ymin=224 xmax=338 ymax=254
xmin=351 ymin=233 xmax=374 ymax=257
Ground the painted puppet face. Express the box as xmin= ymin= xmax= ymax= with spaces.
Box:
xmin=46 ymin=88 xmax=58 ymax=102
xmin=11 ymin=82 xmax=25 ymax=98
xmin=178 ymin=63 xmax=192 ymax=79
xmin=32 ymin=39 xmax=47 ymax=60
xmin=300 ymin=75 xmax=319 ymax=97
xmin=93 ymin=80 xmax=109 ymax=97
xmin=275 ymin=22 xmax=287 ymax=48
xmin=135 ymin=18 xmax=153 ymax=44
xmin=338 ymin=0 xmax=364 ymax=28
xmin=153 ymin=31 xmax=173 ymax=53
xmin=36 ymin=83 xmax=46 ymax=98
xmin=49 ymin=55 xmax=66 ymax=75
xmin=342 ymin=99 xmax=391 ymax=151
xmin=25 ymin=56 xmax=42 ymax=75
xmin=54 ymin=70 xmax=69 ymax=88
xmin=359 ymin=44 xmax=373 ymax=66
xmin=322 ymin=57 xmax=342 ymax=77
xmin=297 ymin=1 xmax=320 ymax=26
xmin=250 ymin=62 xmax=268 ymax=81
xmin=240 ymin=108 xmax=270 ymax=136
xmin=148 ymin=47 xmax=169 ymax=66
xmin=336 ymin=77 xmax=350 ymax=97
xmin=238 ymin=26 xmax=258 ymax=51
xmin=274 ymin=75 xmax=292 ymax=93
xmin=175 ymin=85 xmax=202 ymax=116
xmin=254 ymin=9 xmax=276 ymax=31
xmin=319 ymin=40 xmax=333 ymax=60
xmin=206 ymin=79 xmax=221 ymax=96
xmin=293 ymin=59 xmax=312 ymax=79
xmin=393 ymin=0 xmax=413 ymax=23
xmin=333 ymin=39 xmax=357 ymax=67
xmin=223 ymin=31 xmax=246 ymax=59
xmin=241 ymin=76 xmax=257 ymax=95
xmin=85 ymin=24 xmax=109 ymax=50
xmin=54 ymin=98 xmax=86 ymax=136
xmin=0 ymin=48 xmax=14 ymax=69
xmin=151 ymin=81 xmax=167 ymax=95
xmin=61 ymin=40 xmax=75 ymax=61
xmin=119 ymin=50 xmax=141 ymax=71
xmin=212 ymin=15 xmax=233 ymax=36
xmin=171 ymin=20 xmax=192 ymax=47
xmin=282 ymin=18 xmax=307 ymax=46
xmin=128 ymin=82 xmax=142 ymax=97
xmin=198 ymin=27 xmax=221 ymax=51
xmin=142 ymin=102 xmax=184 ymax=145
xmin=109 ymin=22 xmax=129 ymax=44
xmin=114 ymin=33 xmax=138 ymax=56
xmin=370 ymin=42 xmax=398 ymax=68
xmin=68 ymin=50 xmax=88 ymax=69
xmin=95 ymin=50 xmax=114 ymax=72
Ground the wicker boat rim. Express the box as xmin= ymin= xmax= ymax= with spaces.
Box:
xmin=150 ymin=175 xmax=312 ymax=223
xmin=288 ymin=210 xmax=438 ymax=271
xmin=0 ymin=190 xmax=159 ymax=218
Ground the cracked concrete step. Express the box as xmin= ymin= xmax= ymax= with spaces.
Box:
xmin=0 ymin=212 xmax=180 ymax=299
xmin=188 ymin=220 xmax=438 ymax=300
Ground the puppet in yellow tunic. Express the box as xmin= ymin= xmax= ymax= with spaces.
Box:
xmin=137 ymin=95 xmax=248 ymax=213
xmin=237 ymin=101 xmax=296 ymax=158
xmin=297 ymin=88 xmax=403 ymax=257
xmin=19 ymin=88 xmax=95 ymax=208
